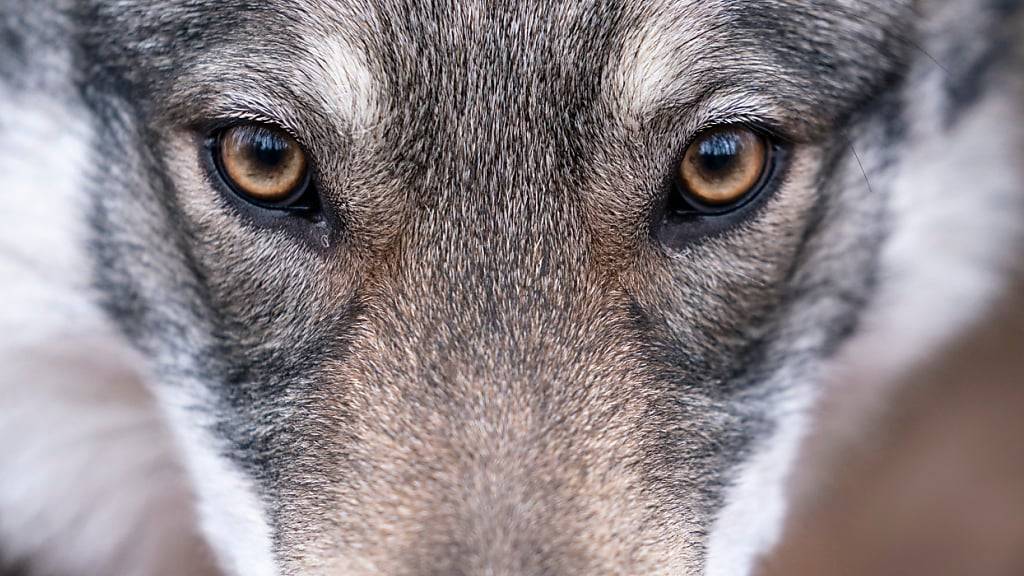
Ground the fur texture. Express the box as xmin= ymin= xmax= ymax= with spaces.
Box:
xmin=1 ymin=1 xmax=1021 ymax=575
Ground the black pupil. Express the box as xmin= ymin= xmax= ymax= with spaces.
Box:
xmin=245 ymin=129 xmax=290 ymax=169
xmin=696 ymin=132 xmax=742 ymax=178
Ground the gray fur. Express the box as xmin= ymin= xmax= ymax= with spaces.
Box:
xmin=1 ymin=1 xmax=1022 ymax=575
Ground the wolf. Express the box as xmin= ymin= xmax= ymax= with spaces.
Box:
xmin=1 ymin=0 xmax=1021 ymax=574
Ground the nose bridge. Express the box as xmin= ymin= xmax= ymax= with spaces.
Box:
xmin=302 ymin=180 xmax=693 ymax=575
xmin=373 ymin=92 xmax=620 ymax=443
xmin=339 ymin=316 xmax=662 ymax=576
xmin=393 ymin=154 xmax=591 ymax=354
xmin=402 ymin=426 xmax=603 ymax=576
xmin=314 ymin=15 xmax=665 ymax=571
xmin=279 ymin=255 xmax=701 ymax=575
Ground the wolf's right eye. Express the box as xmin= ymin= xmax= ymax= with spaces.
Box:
xmin=212 ymin=124 xmax=312 ymax=209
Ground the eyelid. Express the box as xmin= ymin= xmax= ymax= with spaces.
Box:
xmin=680 ymin=120 xmax=785 ymax=159
xmin=688 ymin=114 xmax=792 ymax=149
xmin=171 ymin=83 xmax=309 ymax=138
xmin=200 ymin=116 xmax=308 ymax=149
xmin=670 ymin=85 xmax=803 ymax=146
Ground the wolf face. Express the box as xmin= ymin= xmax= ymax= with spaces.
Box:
xmin=1 ymin=1 xmax=1022 ymax=575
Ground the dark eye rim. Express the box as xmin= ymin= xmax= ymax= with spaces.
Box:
xmin=206 ymin=123 xmax=320 ymax=213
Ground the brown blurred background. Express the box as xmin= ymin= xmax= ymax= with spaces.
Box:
xmin=758 ymin=277 xmax=1024 ymax=576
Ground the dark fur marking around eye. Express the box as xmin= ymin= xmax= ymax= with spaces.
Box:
xmin=943 ymin=26 xmax=1017 ymax=127
xmin=193 ymin=123 xmax=342 ymax=252
xmin=1 ymin=26 xmax=25 ymax=68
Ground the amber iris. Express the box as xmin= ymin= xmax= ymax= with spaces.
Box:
xmin=217 ymin=125 xmax=308 ymax=204
xmin=679 ymin=126 xmax=769 ymax=207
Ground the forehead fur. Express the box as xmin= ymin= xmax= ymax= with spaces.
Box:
xmin=82 ymin=0 xmax=911 ymax=134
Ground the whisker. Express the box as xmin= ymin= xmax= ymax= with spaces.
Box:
xmin=848 ymin=141 xmax=876 ymax=197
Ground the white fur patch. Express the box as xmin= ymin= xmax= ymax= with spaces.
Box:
xmin=0 ymin=339 xmax=220 ymax=576
xmin=305 ymin=35 xmax=379 ymax=132
xmin=0 ymin=88 xmax=218 ymax=575
xmin=837 ymin=75 xmax=1024 ymax=391
xmin=153 ymin=384 xmax=280 ymax=576
xmin=0 ymin=77 xmax=278 ymax=576
xmin=705 ymin=388 xmax=813 ymax=576
xmin=613 ymin=1 xmax=718 ymax=120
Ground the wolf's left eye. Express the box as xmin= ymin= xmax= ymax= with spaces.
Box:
xmin=212 ymin=124 xmax=312 ymax=209
xmin=657 ymin=125 xmax=785 ymax=247
xmin=672 ymin=126 xmax=772 ymax=214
